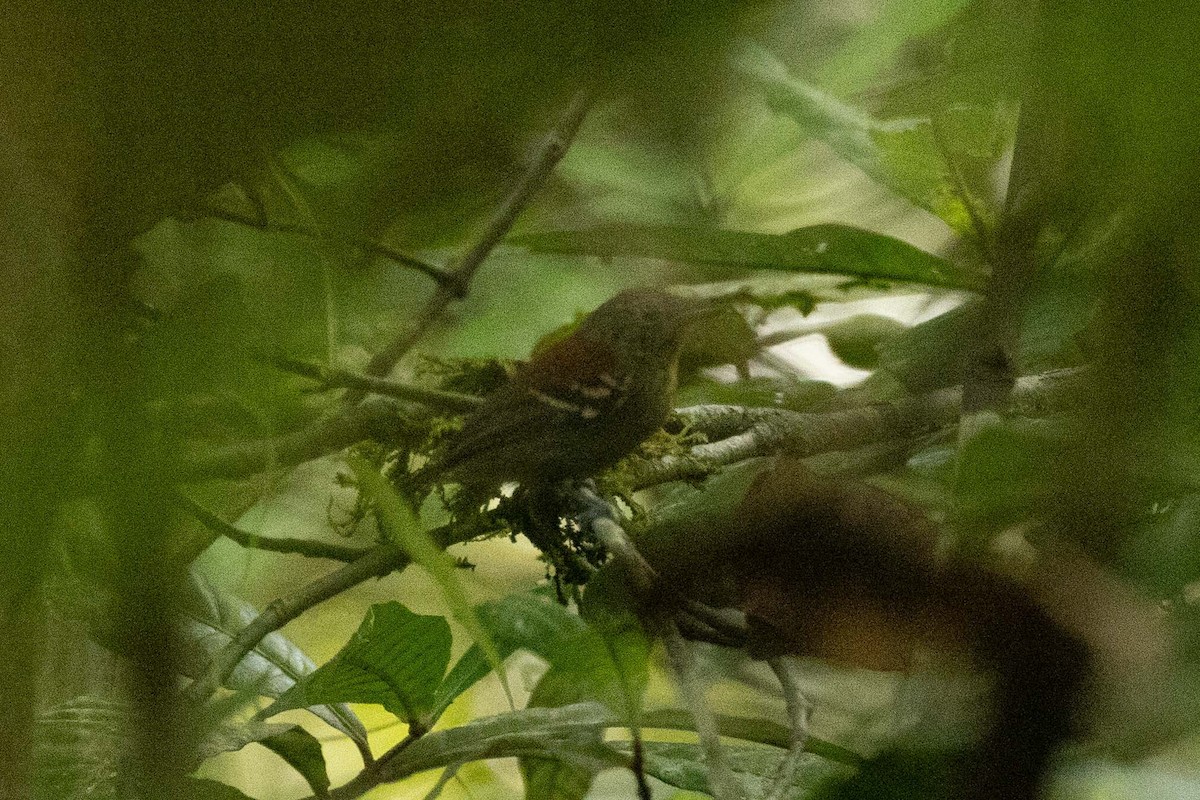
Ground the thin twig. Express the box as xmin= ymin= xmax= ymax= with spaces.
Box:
xmin=762 ymin=657 xmax=812 ymax=800
xmin=174 ymin=492 xmax=371 ymax=562
xmin=263 ymin=353 xmax=484 ymax=413
xmin=663 ymin=624 xmax=745 ymax=800
xmin=421 ymin=763 xmax=462 ymax=800
xmin=202 ymin=204 xmax=454 ymax=286
xmin=349 ymin=86 xmax=595 ymax=401
xmin=176 ymin=397 xmax=405 ymax=481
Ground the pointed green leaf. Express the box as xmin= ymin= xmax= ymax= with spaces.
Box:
xmin=734 ymin=42 xmax=978 ymax=235
xmin=513 ymin=225 xmax=978 ymax=290
xmin=264 ymin=602 xmax=451 ymax=723
xmin=261 ymin=726 xmax=331 ymax=797
xmin=34 ymin=696 xmax=132 ymax=800
xmin=197 ymin=719 xmax=296 ymax=761
xmin=429 ymin=592 xmax=587 ymax=719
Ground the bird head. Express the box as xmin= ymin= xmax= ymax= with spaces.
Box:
xmin=576 ymin=288 xmax=721 ymax=365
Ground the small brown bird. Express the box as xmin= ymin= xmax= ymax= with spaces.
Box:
xmin=426 ymin=288 xmax=717 ymax=493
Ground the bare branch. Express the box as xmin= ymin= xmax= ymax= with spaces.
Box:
xmin=176 ymin=397 xmax=404 ymax=481
xmin=633 ymin=369 xmax=1080 ymax=489
xmin=201 ymin=204 xmax=454 ymax=287
xmin=349 ymin=86 xmax=595 ymax=400
xmin=264 ymin=353 xmax=484 ymax=413
xmin=174 ymin=492 xmax=371 ymax=562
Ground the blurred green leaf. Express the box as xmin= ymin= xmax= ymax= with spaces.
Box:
xmin=873 ymin=301 xmax=977 ymax=392
xmin=196 ymin=718 xmax=330 ymax=796
xmin=521 ymin=667 xmax=607 ymax=800
xmin=809 ymin=750 xmax=959 ymax=800
xmin=522 ymin=755 xmax=597 ymax=800
xmin=815 ymin=0 xmax=971 ymax=96
xmin=681 ymin=306 xmax=761 ymax=372
xmin=1121 ymin=496 xmax=1200 ymax=599
xmin=181 ymin=779 xmax=259 ymax=800
xmin=135 ymin=219 xmax=332 ymax=437
xmin=348 ymin=454 xmax=507 ymax=694
xmin=734 ymin=43 xmax=979 ymax=236
xmin=954 ymin=417 xmax=1065 ymax=539
xmin=264 ymin=602 xmax=451 ymax=724
xmin=179 ymin=572 xmax=369 ymax=750
xmin=548 ymin=128 xmax=700 ymax=227
xmin=34 ymin=696 xmax=133 ymax=800
xmin=515 ymin=224 xmax=977 ymax=289
xmin=197 ymin=720 xmax=295 ymax=761
xmin=674 ymin=273 xmax=916 ymax=313
xmin=821 ymin=314 xmax=908 ymax=369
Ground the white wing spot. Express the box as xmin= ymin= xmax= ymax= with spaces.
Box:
xmin=528 ymin=388 xmax=581 ymax=412
xmin=578 ymin=384 xmax=612 ymax=399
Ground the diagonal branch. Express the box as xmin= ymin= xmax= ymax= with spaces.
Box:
xmin=179 ymin=516 xmax=493 ymax=707
xmin=630 ymin=369 xmax=1080 ymax=489
xmin=176 ymin=397 xmax=405 ymax=481
xmin=348 ymin=86 xmax=595 ymax=401
xmin=175 ymin=492 xmax=371 ymax=562
xmin=263 ymin=353 xmax=484 ymax=413
xmin=180 ymin=542 xmax=411 ymax=706
xmin=177 ymin=368 xmax=1080 ymax=484
xmin=176 ymin=513 xmax=492 ymax=705
xmin=202 ymin=204 xmax=454 ymax=287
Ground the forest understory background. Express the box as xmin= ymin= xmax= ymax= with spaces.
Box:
xmin=4 ymin=1 xmax=1200 ymax=799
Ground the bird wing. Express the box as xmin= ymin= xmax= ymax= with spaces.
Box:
xmin=514 ymin=333 xmax=631 ymax=422
xmin=433 ymin=334 xmax=631 ymax=477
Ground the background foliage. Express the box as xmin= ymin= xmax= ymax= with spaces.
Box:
xmin=4 ymin=0 xmax=1200 ymax=798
